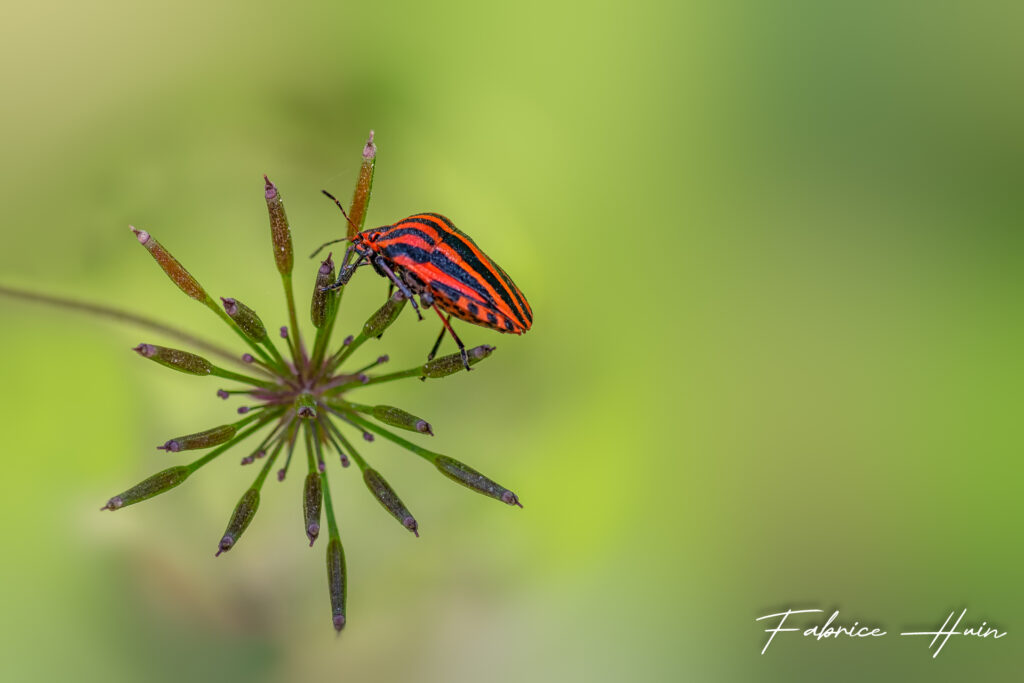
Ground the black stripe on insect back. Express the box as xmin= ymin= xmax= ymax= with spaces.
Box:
xmin=381 ymin=242 xmax=431 ymax=264
xmin=417 ymin=214 xmax=528 ymax=328
xmin=429 ymin=250 xmax=497 ymax=304
xmin=497 ymin=264 xmax=531 ymax=323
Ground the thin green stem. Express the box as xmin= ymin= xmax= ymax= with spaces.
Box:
xmin=331 ymin=407 xmax=440 ymax=463
xmin=322 ymin=415 xmax=368 ymax=471
xmin=187 ymin=408 xmax=285 ymax=473
xmin=330 ymin=365 xmax=423 ymax=392
xmin=310 ymin=322 xmax=331 ymax=377
xmin=277 ymin=419 xmax=300 ymax=481
xmin=304 ymin=421 xmax=317 ymax=473
xmin=232 ymin=410 xmax=269 ymax=431
xmin=261 ymin=336 xmax=289 ymax=373
xmin=281 ymin=273 xmax=306 ymax=374
xmin=253 ymin=420 xmax=291 ymax=489
xmin=312 ymin=419 xmax=330 ymax=472
xmin=325 ymin=331 xmax=369 ymax=377
xmin=209 ymin=364 xmax=278 ymax=389
xmin=321 ymin=460 xmax=340 ymax=540
xmin=207 ymin=300 xmax=279 ymax=370
xmin=0 ymin=284 xmax=245 ymax=369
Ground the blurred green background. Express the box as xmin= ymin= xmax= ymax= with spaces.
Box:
xmin=1 ymin=1 xmax=1021 ymax=681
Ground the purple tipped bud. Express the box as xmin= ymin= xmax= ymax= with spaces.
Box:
xmin=304 ymin=473 xmax=323 ymax=547
xmin=404 ymin=517 xmax=419 ymax=537
xmin=215 ymin=536 xmax=233 ymax=557
xmin=215 ymin=488 xmax=260 ymax=557
xmin=363 ymin=468 xmax=418 ymax=537
xmin=264 ymin=175 xmax=293 ymax=276
xmin=101 ymin=496 xmax=123 ymax=511
xmin=502 ymin=491 xmax=524 ymax=508
xmin=296 ymin=393 xmax=318 ymax=419
xmin=362 ymin=290 xmax=407 ymax=338
xmin=131 ymin=226 xmax=150 ymax=244
xmin=311 ymin=254 xmax=337 ymax=328
xmin=280 ymin=326 xmax=289 ymax=339
xmin=318 ymin=461 xmax=326 ymax=473
xmin=220 ymin=297 xmax=238 ymax=316
xmin=433 ymin=456 xmax=521 ymax=507
xmin=371 ymin=405 xmax=434 ymax=436
xmin=100 ymin=466 xmax=191 ymax=511
xmin=130 ymin=226 xmax=209 ymax=303
xmin=241 ymin=455 xmax=254 ymax=465
xmin=242 ymin=353 xmax=255 ymax=363
xmin=343 ymin=335 xmax=354 ymax=346
xmin=422 ymin=345 xmax=495 ymax=378
xmin=363 ymin=130 xmax=376 ymax=160
xmin=277 ymin=468 xmax=287 ymax=482
xmin=134 ymin=344 xmax=213 ymax=376
xmin=326 ymin=538 xmax=347 ymax=631
xmin=376 ymin=355 xmax=389 ymax=364
xmin=157 ymin=424 xmax=236 ymax=452
xmin=217 ymin=389 xmax=230 ymax=400
xmin=220 ymin=297 xmax=269 ymax=342
xmin=362 ymin=432 xmax=374 ymax=442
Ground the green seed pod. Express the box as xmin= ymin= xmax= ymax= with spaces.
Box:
xmin=326 ymin=537 xmax=347 ymax=632
xmin=100 ymin=466 xmax=191 ymax=511
xmin=361 ymin=290 xmax=407 ymax=339
xmin=130 ymin=226 xmax=209 ymax=303
xmin=264 ymin=175 xmax=293 ymax=276
xmin=220 ymin=297 xmax=268 ymax=343
xmin=347 ymin=130 xmax=376 ymax=239
xmin=216 ymin=488 xmax=260 ymax=556
xmin=363 ymin=468 xmax=418 ymax=536
xmin=433 ymin=456 xmax=522 ymax=507
xmin=158 ymin=424 xmax=237 ymax=452
xmin=371 ymin=405 xmax=433 ymax=436
xmin=311 ymin=254 xmax=336 ymax=328
xmin=304 ymin=472 xmax=323 ymax=546
xmin=296 ymin=393 xmax=318 ymax=419
xmin=422 ymin=345 xmax=495 ymax=378
xmin=133 ymin=344 xmax=212 ymax=375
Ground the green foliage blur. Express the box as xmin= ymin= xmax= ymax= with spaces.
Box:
xmin=1 ymin=2 xmax=1021 ymax=681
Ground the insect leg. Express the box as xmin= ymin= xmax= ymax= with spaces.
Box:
xmin=373 ymin=257 xmax=423 ymax=321
xmin=323 ymin=251 xmax=366 ymax=292
xmin=433 ymin=307 xmax=470 ymax=370
xmin=427 ymin=314 xmax=450 ymax=361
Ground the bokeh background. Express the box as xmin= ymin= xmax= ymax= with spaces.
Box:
xmin=1 ymin=1 xmax=1021 ymax=681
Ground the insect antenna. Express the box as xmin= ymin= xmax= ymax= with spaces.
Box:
xmin=322 ymin=190 xmax=360 ymax=232
xmin=310 ymin=190 xmax=363 ymax=259
xmin=309 ymin=237 xmax=347 ymax=259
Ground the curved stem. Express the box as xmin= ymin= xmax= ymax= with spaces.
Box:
xmin=0 ymin=284 xmax=245 ymax=369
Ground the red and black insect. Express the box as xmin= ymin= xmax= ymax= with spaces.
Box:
xmin=313 ymin=192 xmax=532 ymax=369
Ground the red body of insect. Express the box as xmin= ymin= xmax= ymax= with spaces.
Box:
xmin=350 ymin=213 xmax=533 ymax=335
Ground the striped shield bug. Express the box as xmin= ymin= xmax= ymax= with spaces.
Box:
xmin=313 ymin=191 xmax=532 ymax=370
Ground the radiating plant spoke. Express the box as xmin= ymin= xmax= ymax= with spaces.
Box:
xmin=94 ymin=130 xmax=523 ymax=633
